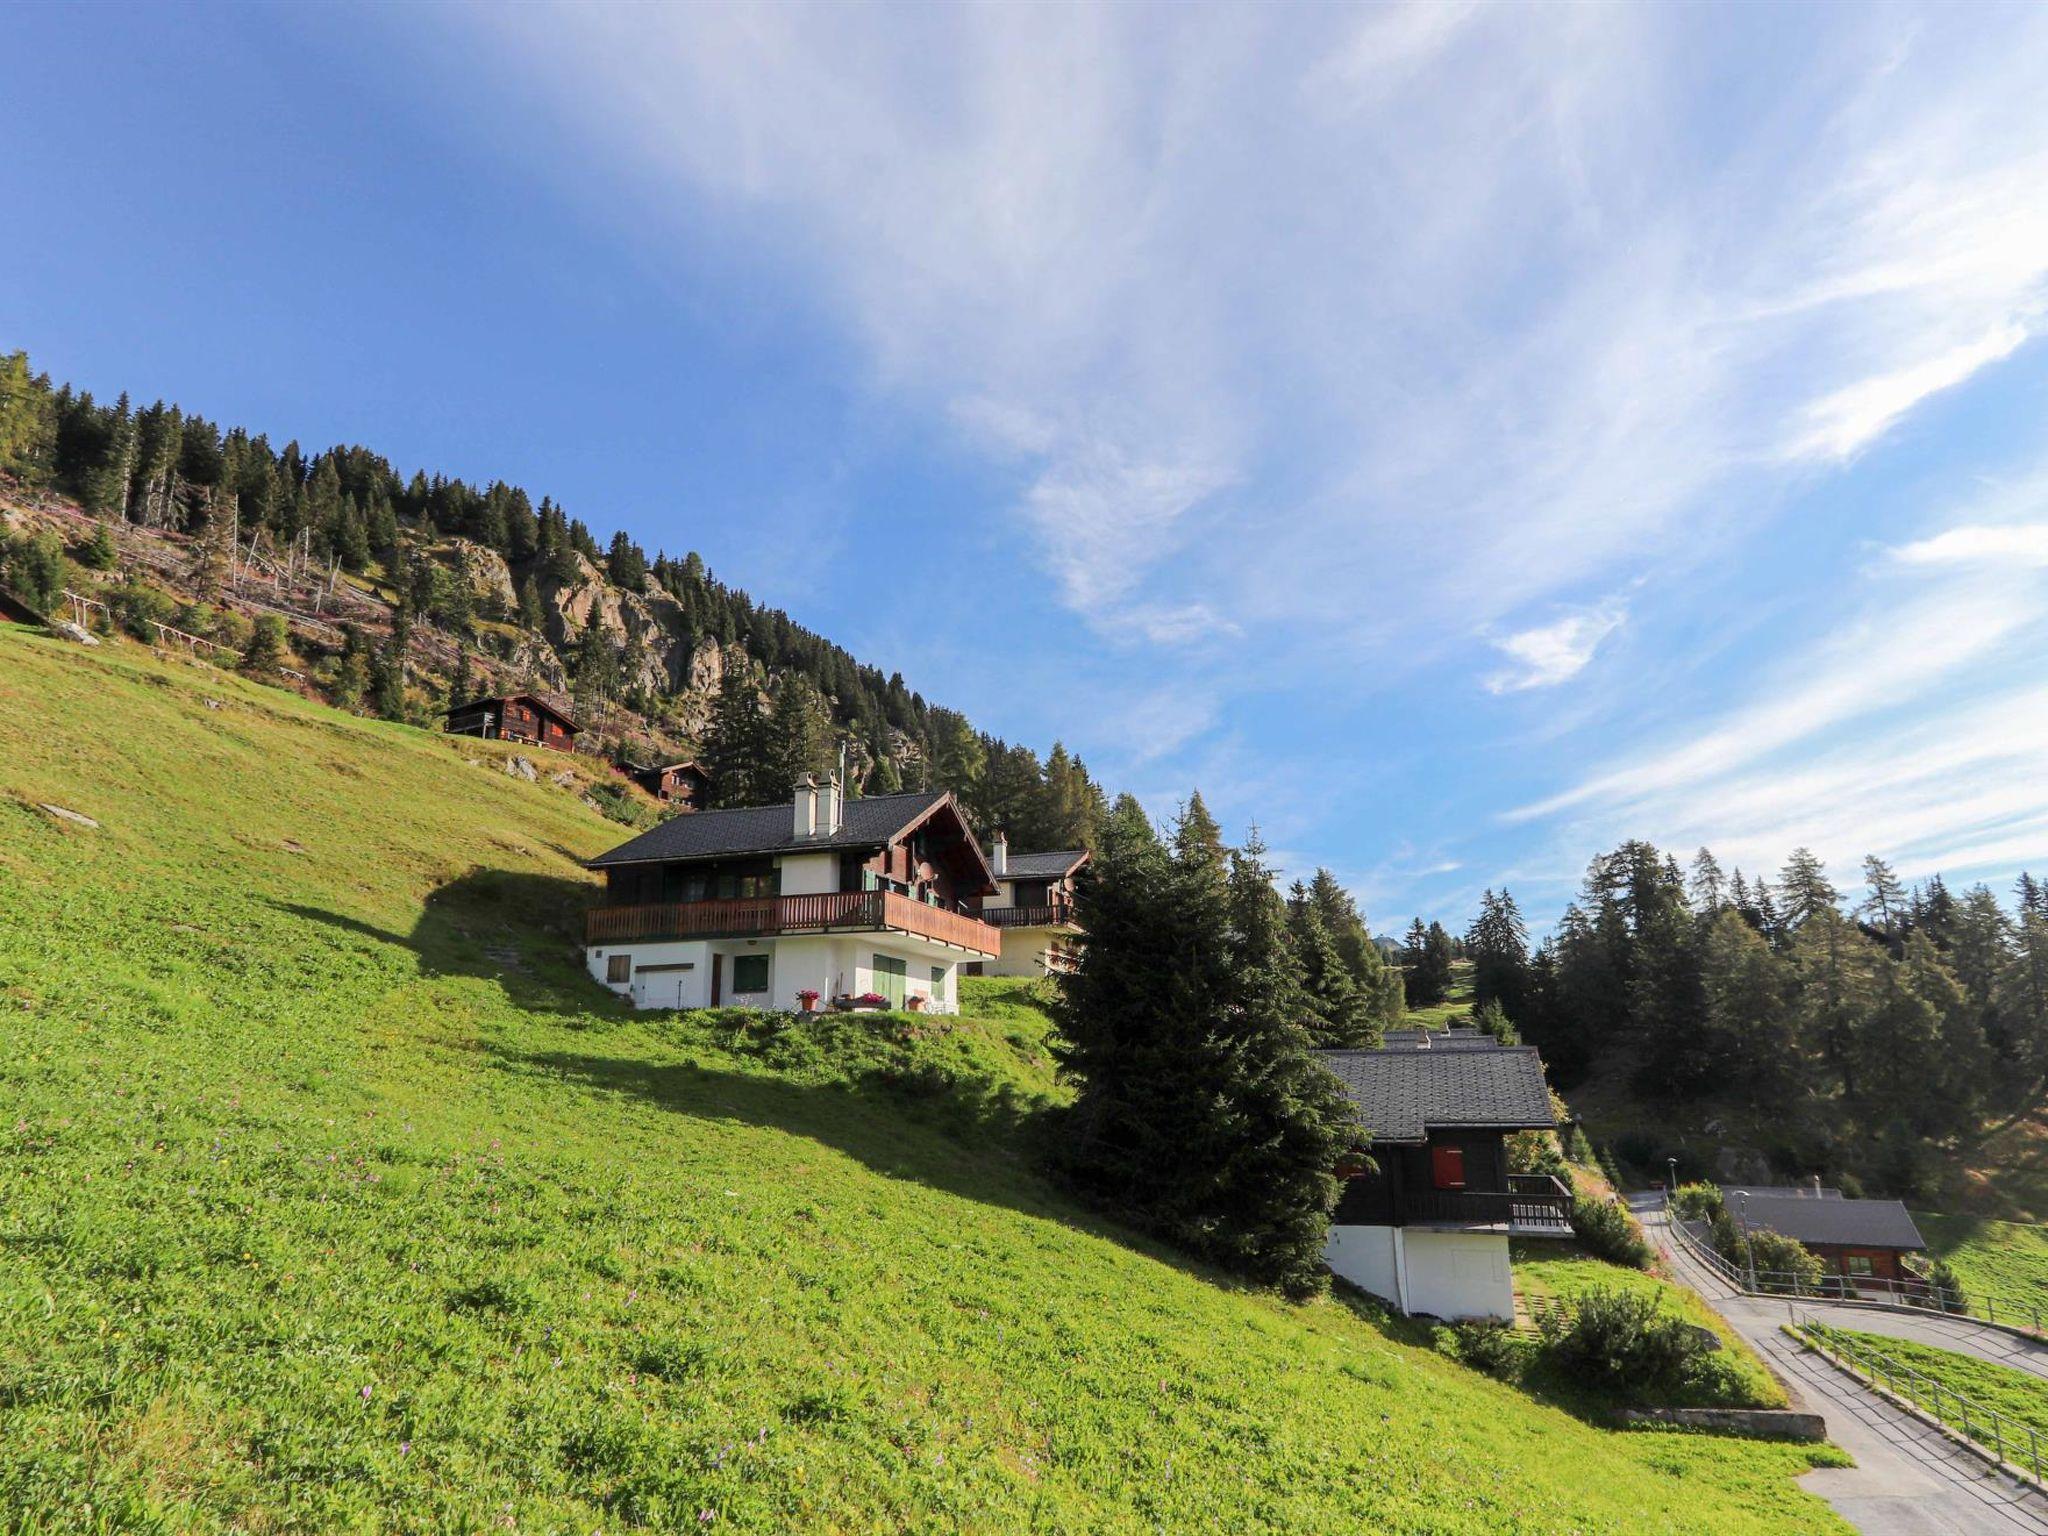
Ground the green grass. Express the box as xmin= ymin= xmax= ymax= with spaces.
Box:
xmin=1511 ymin=1248 xmax=1786 ymax=1410
xmin=1811 ymin=1325 xmax=2048 ymax=1442
xmin=1917 ymin=1212 xmax=2048 ymax=1311
xmin=1402 ymin=961 xmax=1475 ymax=1030
xmin=0 ymin=625 xmax=1851 ymax=1533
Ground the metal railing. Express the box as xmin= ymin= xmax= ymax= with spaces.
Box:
xmin=1662 ymin=1194 xmax=2045 ymax=1333
xmin=1793 ymin=1318 xmax=2048 ymax=1491
xmin=1404 ymin=1175 xmax=1572 ymax=1231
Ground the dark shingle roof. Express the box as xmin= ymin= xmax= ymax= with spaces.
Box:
xmin=1000 ymin=849 xmax=1088 ymax=879
xmin=1731 ymin=1193 xmax=1924 ymax=1251
xmin=447 ymin=692 xmax=579 ymax=730
xmin=1319 ymin=1043 xmax=1556 ymax=1143
xmin=588 ymin=790 xmax=958 ymax=870
xmin=1379 ymin=1028 xmax=1495 ymax=1051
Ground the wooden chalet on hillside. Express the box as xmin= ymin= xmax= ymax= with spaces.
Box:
xmin=1320 ymin=1028 xmax=1571 ymax=1320
xmin=633 ymin=759 xmax=710 ymax=811
xmin=1723 ymin=1185 xmax=1926 ymax=1286
xmin=444 ymin=693 xmax=580 ymax=752
xmin=583 ymin=775 xmax=1000 ymax=1012
xmin=970 ymin=832 xmax=1088 ymax=978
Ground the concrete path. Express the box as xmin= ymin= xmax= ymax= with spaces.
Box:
xmin=1636 ymin=1196 xmax=2048 ymax=1534
xmin=1779 ymin=1299 xmax=2048 ymax=1384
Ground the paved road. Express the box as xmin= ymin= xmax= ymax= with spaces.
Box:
xmin=1636 ymin=1196 xmax=2048 ymax=1535
xmin=1781 ymin=1297 xmax=2048 ymax=1384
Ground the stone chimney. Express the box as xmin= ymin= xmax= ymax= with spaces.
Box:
xmin=793 ymin=774 xmax=817 ymax=838
xmin=818 ymin=773 xmax=842 ymax=836
xmin=991 ymin=829 xmax=1009 ymax=877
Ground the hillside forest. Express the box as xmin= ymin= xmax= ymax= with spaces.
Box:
xmin=0 ymin=350 xmax=1105 ymax=850
xmin=1420 ymin=844 xmax=2048 ymax=1199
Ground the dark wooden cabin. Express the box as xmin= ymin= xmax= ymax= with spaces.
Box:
xmin=1322 ymin=1031 xmax=1571 ymax=1236
xmin=444 ymin=693 xmax=580 ymax=752
xmin=633 ymin=759 xmax=710 ymax=811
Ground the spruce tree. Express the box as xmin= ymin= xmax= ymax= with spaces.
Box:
xmin=767 ymin=674 xmax=835 ymax=795
xmin=704 ymin=669 xmax=772 ymax=808
xmin=79 ymin=520 xmax=118 ymax=571
xmin=1288 ymin=879 xmax=1375 ymax=1047
xmin=1214 ymin=831 xmax=1356 ymax=1296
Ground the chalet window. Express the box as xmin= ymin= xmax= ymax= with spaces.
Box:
xmin=1844 ymin=1255 xmax=1874 ymax=1277
xmin=606 ymin=955 xmax=631 ymax=984
xmin=1431 ymin=1144 xmax=1466 ymax=1190
xmin=731 ymin=954 xmax=770 ymax=994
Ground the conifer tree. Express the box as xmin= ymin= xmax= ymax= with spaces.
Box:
xmin=240 ymin=614 xmax=288 ymax=675
xmin=79 ymin=520 xmax=118 ymax=571
xmin=1778 ymin=848 xmax=1838 ymax=931
xmin=704 ymin=669 xmax=773 ymax=808
xmin=1859 ymin=855 xmax=1907 ymax=947
xmin=767 ymin=673 xmax=835 ymax=795
xmin=333 ymin=625 xmax=370 ymax=711
xmin=1288 ymin=879 xmax=1375 ymax=1047
xmin=1687 ymin=847 xmax=1726 ymax=915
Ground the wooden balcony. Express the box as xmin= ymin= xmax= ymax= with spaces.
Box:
xmin=978 ymin=902 xmax=1079 ymax=930
xmin=585 ymin=890 xmax=1001 ymax=957
xmin=1400 ymin=1174 xmax=1573 ymax=1235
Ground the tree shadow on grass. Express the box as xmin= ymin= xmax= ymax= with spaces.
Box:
xmin=478 ymin=1036 xmax=1271 ymax=1285
xmin=275 ymin=867 xmax=620 ymax=1021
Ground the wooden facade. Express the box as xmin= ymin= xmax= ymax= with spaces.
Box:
xmin=1335 ymin=1129 xmax=1570 ymax=1235
xmin=635 ymin=760 xmax=710 ymax=811
xmin=446 ymin=693 xmax=580 ymax=752
xmin=1803 ymin=1243 xmax=1909 ymax=1284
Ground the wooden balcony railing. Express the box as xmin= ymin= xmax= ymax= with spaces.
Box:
xmin=1401 ymin=1174 xmax=1572 ymax=1232
xmin=978 ymin=903 xmax=1079 ymax=930
xmin=585 ymin=891 xmax=1001 ymax=957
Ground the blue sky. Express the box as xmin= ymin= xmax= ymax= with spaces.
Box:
xmin=6 ymin=1 xmax=2048 ymax=936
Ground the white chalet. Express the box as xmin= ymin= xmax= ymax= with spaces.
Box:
xmin=584 ymin=777 xmax=1000 ymax=1013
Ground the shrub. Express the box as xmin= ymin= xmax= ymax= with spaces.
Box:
xmin=1670 ymin=1181 xmax=1723 ymax=1223
xmin=1435 ymin=1319 xmax=1527 ymax=1382
xmin=240 ymin=614 xmax=290 ymax=674
xmin=1539 ymin=1286 xmax=1710 ymax=1400
xmin=107 ymin=579 xmax=176 ymax=640
xmin=3 ymin=529 xmax=70 ymax=613
xmin=78 ymin=520 xmax=118 ymax=571
xmin=1921 ymin=1258 xmax=1967 ymax=1312
xmin=1569 ymin=1194 xmax=1652 ymax=1270
xmin=1710 ymin=1214 xmax=1825 ymax=1292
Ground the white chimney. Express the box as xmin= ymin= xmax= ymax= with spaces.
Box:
xmin=818 ymin=773 xmax=842 ymax=836
xmin=793 ymin=774 xmax=818 ymax=838
xmin=992 ymin=829 xmax=1009 ymax=877
xmin=1812 ymin=1174 xmax=1823 ymax=1199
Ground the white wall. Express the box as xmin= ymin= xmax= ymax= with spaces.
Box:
xmin=777 ymin=852 xmax=839 ymax=896
xmin=1325 ymin=1224 xmax=1401 ymax=1308
xmin=587 ymin=934 xmax=962 ymax=1014
xmin=1401 ymin=1230 xmax=1514 ymax=1321
xmin=1325 ymin=1225 xmax=1515 ymax=1321
xmin=587 ymin=940 xmax=714 ymax=1010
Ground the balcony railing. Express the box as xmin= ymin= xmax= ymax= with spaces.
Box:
xmin=585 ymin=890 xmax=1001 ymax=957
xmin=1401 ymin=1174 xmax=1572 ymax=1233
xmin=979 ymin=903 xmax=1079 ymax=930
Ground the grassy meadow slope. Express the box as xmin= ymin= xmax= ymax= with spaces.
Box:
xmin=0 ymin=626 xmax=1848 ymax=1533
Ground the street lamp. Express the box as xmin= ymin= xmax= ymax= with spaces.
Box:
xmin=1738 ymin=1192 xmax=1759 ymax=1293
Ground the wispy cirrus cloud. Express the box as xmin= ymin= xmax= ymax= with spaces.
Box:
xmin=1485 ymin=601 xmax=1626 ymax=694
xmin=398 ymin=0 xmax=2048 ymax=916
